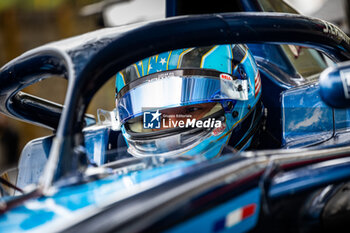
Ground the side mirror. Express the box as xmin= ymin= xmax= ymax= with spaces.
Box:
xmin=319 ymin=61 xmax=350 ymax=108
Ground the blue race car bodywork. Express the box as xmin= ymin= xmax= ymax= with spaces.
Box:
xmin=1 ymin=1 xmax=350 ymax=232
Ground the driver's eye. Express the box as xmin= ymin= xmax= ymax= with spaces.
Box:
xmin=184 ymin=107 xmax=201 ymax=114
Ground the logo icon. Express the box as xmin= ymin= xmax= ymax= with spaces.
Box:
xmin=220 ymin=73 xmax=233 ymax=81
xmin=143 ymin=110 xmax=161 ymax=129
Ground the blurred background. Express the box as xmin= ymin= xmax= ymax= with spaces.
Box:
xmin=0 ymin=0 xmax=106 ymax=165
xmin=0 ymin=0 xmax=349 ymax=168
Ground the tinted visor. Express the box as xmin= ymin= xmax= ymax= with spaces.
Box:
xmin=125 ymin=102 xmax=224 ymax=134
xmin=124 ymin=103 xmax=226 ymax=157
xmin=116 ymin=69 xmax=248 ymax=124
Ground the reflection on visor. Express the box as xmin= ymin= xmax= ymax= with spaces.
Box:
xmin=116 ymin=69 xmax=248 ymax=123
xmin=126 ymin=102 xmax=223 ymax=133
xmin=124 ymin=103 xmax=226 ymax=158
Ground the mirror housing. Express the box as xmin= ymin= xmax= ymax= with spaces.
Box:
xmin=320 ymin=61 xmax=350 ymax=108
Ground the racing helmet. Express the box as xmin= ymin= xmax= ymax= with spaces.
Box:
xmin=115 ymin=44 xmax=263 ymax=159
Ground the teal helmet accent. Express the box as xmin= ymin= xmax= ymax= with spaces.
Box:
xmin=115 ymin=44 xmax=263 ymax=159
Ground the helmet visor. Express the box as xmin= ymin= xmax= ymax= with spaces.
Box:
xmin=124 ymin=103 xmax=227 ymax=158
xmin=116 ymin=69 xmax=248 ymax=123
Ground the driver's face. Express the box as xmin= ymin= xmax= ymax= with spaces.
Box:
xmin=154 ymin=102 xmax=217 ymax=131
